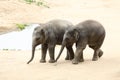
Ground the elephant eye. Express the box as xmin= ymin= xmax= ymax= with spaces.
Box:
xmin=36 ymin=37 xmax=40 ymax=41
xmin=65 ymin=38 xmax=69 ymax=41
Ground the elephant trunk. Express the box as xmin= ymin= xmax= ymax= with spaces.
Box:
xmin=27 ymin=44 xmax=36 ymax=64
xmin=55 ymin=45 xmax=65 ymax=62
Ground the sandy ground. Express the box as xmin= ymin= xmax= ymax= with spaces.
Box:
xmin=0 ymin=0 xmax=120 ymax=80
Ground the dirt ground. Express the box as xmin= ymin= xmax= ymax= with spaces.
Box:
xmin=0 ymin=0 xmax=120 ymax=80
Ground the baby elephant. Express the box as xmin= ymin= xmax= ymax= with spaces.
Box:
xmin=27 ymin=19 xmax=74 ymax=64
xmin=56 ymin=20 xmax=106 ymax=64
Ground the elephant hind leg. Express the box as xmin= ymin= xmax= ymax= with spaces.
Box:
xmin=89 ymin=45 xmax=103 ymax=61
xmin=93 ymin=35 xmax=105 ymax=59
xmin=89 ymin=36 xmax=105 ymax=61
xmin=92 ymin=49 xmax=100 ymax=61
xmin=98 ymin=49 xmax=103 ymax=58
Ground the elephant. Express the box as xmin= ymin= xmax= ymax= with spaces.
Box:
xmin=27 ymin=19 xmax=74 ymax=64
xmin=56 ymin=20 xmax=106 ymax=64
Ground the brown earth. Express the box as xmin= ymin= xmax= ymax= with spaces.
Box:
xmin=0 ymin=0 xmax=120 ymax=80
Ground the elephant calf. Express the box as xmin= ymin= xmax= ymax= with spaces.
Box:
xmin=27 ymin=19 xmax=74 ymax=64
xmin=56 ymin=20 xmax=106 ymax=64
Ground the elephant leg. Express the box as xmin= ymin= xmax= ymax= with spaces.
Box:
xmin=66 ymin=45 xmax=74 ymax=60
xmin=40 ymin=44 xmax=48 ymax=63
xmin=65 ymin=51 xmax=70 ymax=60
xmin=72 ymin=40 xmax=87 ymax=64
xmin=89 ymin=44 xmax=103 ymax=61
xmin=98 ymin=49 xmax=103 ymax=58
xmin=92 ymin=35 xmax=105 ymax=61
xmin=78 ymin=52 xmax=84 ymax=62
xmin=48 ymin=44 xmax=56 ymax=63
xmin=72 ymin=48 xmax=84 ymax=64
xmin=92 ymin=49 xmax=100 ymax=61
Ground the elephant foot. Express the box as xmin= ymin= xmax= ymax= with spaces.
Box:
xmin=70 ymin=57 xmax=74 ymax=60
xmin=49 ymin=59 xmax=56 ymax=63
xmin=98 ymin=51 xmax=103 ymax=58
xmin=65 ymin=57 xmax=73 ymax=60
xmin=79 ymin=58 xmax=84 ymax=62
xmin=65 ymin=56 xmax=74 ymax=60
xmin=65 ymin=57 xmax=69 ymax=60
xmin=92 ymin=57 xmax=98 ymax=61
xmin=40 ymin=59 xmax=46 ymax=63
xmin=72 ymin=59 xmax=79 ymax=64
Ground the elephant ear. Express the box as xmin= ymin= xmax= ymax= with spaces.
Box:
xmin=73 ymin=29 xmax=79 ymax=41
xmin=41 ymin=29 xmax=48 ymax=40
xmin=41 ymin=29 xmax=44 ymax=34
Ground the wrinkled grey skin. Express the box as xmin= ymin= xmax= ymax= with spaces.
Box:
xmin=27 ymin=19 xmax=74 ymax=64
xmin=56 ymin=20 xmax=105 ymax=64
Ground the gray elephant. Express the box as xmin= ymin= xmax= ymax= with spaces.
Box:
xmin=56 ymin=20 xmax=106 ymax=64
xmin=27 ymin=19 xmax=74 ymax=64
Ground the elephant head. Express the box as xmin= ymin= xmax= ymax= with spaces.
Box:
xmin=27 ymin=26 xmax=48 ymax=64
xmin=56 ymin=28 xmax=79 ymax=62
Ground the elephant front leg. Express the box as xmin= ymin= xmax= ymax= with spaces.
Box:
xmin=48 ymin=44 xmax=56 ymax=63
xmin=78 ymin=52 xmax=84 ymax=62
xmin=72 ymin=48 xmax=84 ymax=64
xmin=66 ymin=46 xmax=74 ymax=60
xmin=65 ymin=51 xmax=69 ymax=60
xmin=40 ymin=44 xmax=48 ymax=63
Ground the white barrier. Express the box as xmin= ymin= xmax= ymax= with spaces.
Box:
xmin=0 ymin=24 xmax=41 ymax=50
